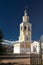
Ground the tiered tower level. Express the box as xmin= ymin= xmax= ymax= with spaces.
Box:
xmin=19 ymin=9 xmax=32 ymax=42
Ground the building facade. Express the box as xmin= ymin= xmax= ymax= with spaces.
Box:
xmin=31 ymin=41 xmax=40 ymax=54
xmin=13 ymin=9 xmax=32 ymax=54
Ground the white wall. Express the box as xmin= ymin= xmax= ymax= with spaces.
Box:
xmin=31 ymin=41 xmax=40 ymax=54
xmin=14 ymin=47 xmax=20 ymax=53
xmin=13 ymin=43 xmax=20 ymax=53
xmin=13 ymin=42 xmax=31 ymax=54
xmin=20 ymin=48 xmax=30 ymax=54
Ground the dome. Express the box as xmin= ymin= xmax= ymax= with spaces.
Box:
xmin=23 ymin=10 xmax=29 ymax=22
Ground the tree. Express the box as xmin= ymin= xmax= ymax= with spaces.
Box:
xmin=0 ymin=29 xmax=3 ymax=55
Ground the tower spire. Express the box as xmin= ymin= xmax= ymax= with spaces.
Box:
xmin=24 ymin=6 xmax=28 ymax=16
xmin=23 ymin=7 xmax=29 ymax=22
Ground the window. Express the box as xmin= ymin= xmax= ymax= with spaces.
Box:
xmin=24 ymin=26 xmax=26 ymax=30
xmin=33 ymin=46 xmax=36 ymax=52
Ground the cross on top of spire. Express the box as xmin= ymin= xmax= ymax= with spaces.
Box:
xmin=24 ymin=6 xmax=28 ymax=15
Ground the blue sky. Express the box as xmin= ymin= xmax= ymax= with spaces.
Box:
xmin=0 ymin=0 xmax=43 ymax=41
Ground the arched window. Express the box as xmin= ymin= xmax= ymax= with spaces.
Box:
xmin=24 ymin=26 xmax=26 ymax=30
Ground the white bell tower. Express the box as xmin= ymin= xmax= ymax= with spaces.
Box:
xmin=19 ymin=9 xmax=32 ymax=43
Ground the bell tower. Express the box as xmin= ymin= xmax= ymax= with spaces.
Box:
xmin=19 ymin=9 xmax=32 ymax=42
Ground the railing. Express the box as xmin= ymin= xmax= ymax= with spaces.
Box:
xmin=30 ymin=53 xmax=42 ymax=65
xmin=0 ymin=53 xmax=43 ymax=65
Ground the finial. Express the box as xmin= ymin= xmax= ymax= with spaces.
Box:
xmin=24 ymin=6 xmax=28 ymax=15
